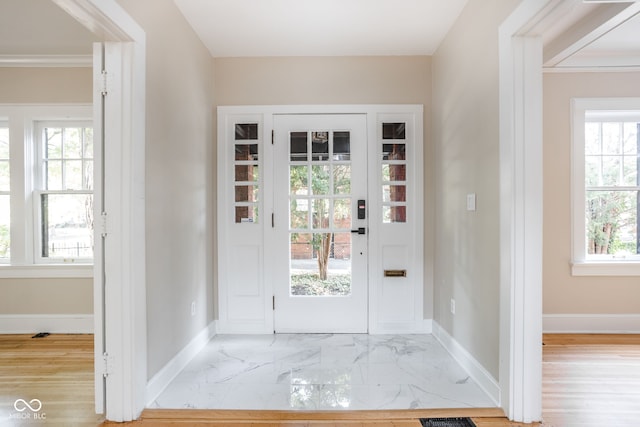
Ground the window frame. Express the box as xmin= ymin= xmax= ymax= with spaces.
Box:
xmin=0 ymin=120 xmax=9 ymax=262
xmin=571 ymin=98 xmax=640 ymax=276
xmin=0 ymin=105 xmax=93 ymax=276
xmin=33 ymin=120 xmax=94 ymax=264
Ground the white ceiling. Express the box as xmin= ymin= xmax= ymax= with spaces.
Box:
xmin=173 ymin=0 xmax=469 ymax=57
xmin=0 ymin=0 xmax=638 ymax=70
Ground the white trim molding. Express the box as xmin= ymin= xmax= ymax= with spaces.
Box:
xmin=0 ymin=55 xmax=92 ymax=67
xmin=0 ymin=314 xmax=93 ymax=334
xmin=433 ymin=322 xmax=501 ymax=406
xmin=544 ymin=314 xmax=640 ymax=333
xmin=146 ymin=321 xmax=217 ymax=407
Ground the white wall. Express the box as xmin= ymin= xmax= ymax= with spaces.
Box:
xmin=117 ymin=0 xmax=215 ymax=379
xmin=432 ymin=0 xmax=522 ymax=379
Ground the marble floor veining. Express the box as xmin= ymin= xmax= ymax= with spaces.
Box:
xmin=150 ymin=334 xmax=496 ymax=411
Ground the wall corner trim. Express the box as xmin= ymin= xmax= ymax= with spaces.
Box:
xmin=145 ymin=321 xmax=217 ymax=406
xmin=433 ymin=321 xmax=500 ymax=406
xmin=0 ymin=314 xmax=93 ymax=334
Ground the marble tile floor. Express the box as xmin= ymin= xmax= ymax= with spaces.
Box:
xmin=150 ymin=334 xmax=496 ymax=411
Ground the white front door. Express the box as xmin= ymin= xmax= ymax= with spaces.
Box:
xmin=273 ymin=114 xmax=368 ymax=333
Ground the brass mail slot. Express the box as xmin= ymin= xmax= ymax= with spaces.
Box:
xmin=384 ymin=269 xmax=407 ymax=278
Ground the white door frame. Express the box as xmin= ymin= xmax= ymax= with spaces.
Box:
xmin=217 ymin=105 xmax=425 ymax=336
xmin=53 ymin=0 xmax=146 ymax=422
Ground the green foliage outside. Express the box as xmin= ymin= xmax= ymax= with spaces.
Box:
xmin=290 ymin=273 xmax=351 ymax=296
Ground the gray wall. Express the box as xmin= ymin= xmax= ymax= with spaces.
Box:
xmin=117 ymin=0 xmax=215 ymax=379
xmin=432 ymin=0 xmax=522 ymax=380
xmin=213 ymin=55 xmax=434 ymax=319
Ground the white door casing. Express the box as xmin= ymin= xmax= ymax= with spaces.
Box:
xmin=217 ymin=105 xmax=425 ymax=335
xmin=55 ymin=0 xmax=147 ymax=421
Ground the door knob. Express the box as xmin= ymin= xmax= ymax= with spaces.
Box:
xmin=351 ymin=227 xmax=366 ymax=235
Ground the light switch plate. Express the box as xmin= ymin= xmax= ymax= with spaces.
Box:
xmin=466 ymin=193 xmax=476 ymax=211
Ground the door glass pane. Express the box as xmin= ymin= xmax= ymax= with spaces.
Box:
xmin=382 ymin=122 xmax=406 ymax=140
xmin=235 ymin=165 xmax=259 ymax=182
xmin=291 ymin=199 xmax=309 ymax=229
xmin=235 ymin=205 xmax=258 ymax=223
xmin=312 ymin=198 xmax=330 ymax=229
xmin=312 ymin=132 xmax=329 ymax=161
xmin=382 ymin=144 xmax=406 ymax=161
xmin=333 ymin=165 xmax=350 ymax=195
xmin=290 ymin=132 xmax=308 ymax=161
xmin=333 ymin=199 xmax=351 ymax=229
xmin=290 ymin=166 xmax=308 ymax=195
xmin=235 ymin=144 xmax=258 ymax=161
xmin=333 ymin=131 xmax=350 ymax=160
xmin=311 ymin=165 xmax=330 ymax=195
xmin=235 ymin=123 xmax=258 ymax=140
xmin=290 ymin=232 xmax=352 ymax=296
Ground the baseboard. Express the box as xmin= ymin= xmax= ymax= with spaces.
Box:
xmin=0 ymin=314 xmax=93 ymax=333
xmin=146 ymin=320 xmax=217 ymax=406
xmin=369 ymin=319 xmax=433 ymax=334
xmin=432 ymin=321 xmax=500 ymax=406
xmin=543 ymin=314 xmax=640 ymax=333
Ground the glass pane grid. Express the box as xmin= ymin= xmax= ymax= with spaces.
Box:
xmin=584 ymin=119 xmax=640 ymax=258
xmin=381 ymin=122 xmax=408 ymax=223
xmin=288 ymin=129 xmax=352 ymax=297
xmin=42 ymin=125 xmax=93 ymax=191
xmin=233 ymin=123 xmax=260 ymax=224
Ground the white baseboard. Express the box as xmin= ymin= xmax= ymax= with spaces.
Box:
xmin=146 ymin=320 xmax=217 ymax=406
xmin=370 ymin=319 xmax=433 ymax=335
xmin=0 ymin=314 xmax=93 ymax=334
xmin=432 ymin=321 xmax=500 ymax=406
xmin=543 ymin=314 xmax=640 ymax=333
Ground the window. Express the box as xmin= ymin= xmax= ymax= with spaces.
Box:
xmin=0 ymin=122 xmax=9 ymax=260
xmin=0 ymin=105 xmax=93 ymax=270
xmin=36 ymin=122 xmax=94 ymax=262
xmin=381 ymin=122 xmax=407 ymax=223
xmin=572 ymin=98 xmax=640 ymax=275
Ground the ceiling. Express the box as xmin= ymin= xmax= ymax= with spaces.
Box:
xmin=0 ymin=0 xmax=638 ymax=69
xmin=173 ymin=0 xmax=468 ymax=57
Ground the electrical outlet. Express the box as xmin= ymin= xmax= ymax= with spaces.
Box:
xmin=450 ymin=298 xmax=456 ymax=315
xmin=191 ymin=301 xmax=196 ymax=316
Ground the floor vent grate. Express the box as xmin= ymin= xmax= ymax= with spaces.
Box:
xmin=420 ymin=418 xmax=477 ymax=427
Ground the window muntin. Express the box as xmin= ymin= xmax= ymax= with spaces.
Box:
xmin=36 ymin=122 xmax=94 ymax=262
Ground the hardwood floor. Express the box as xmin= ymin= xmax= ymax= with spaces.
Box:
xmin=541 ymin=333 xmax=640 ymax=427
xmin=0 ymin=334 xmax=104 ymax=426
xmin=2 ymin=333 xmax=639 ymax=426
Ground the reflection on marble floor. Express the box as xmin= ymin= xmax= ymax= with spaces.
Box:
xmin=150 ymin=334 xmax=496 ymax=411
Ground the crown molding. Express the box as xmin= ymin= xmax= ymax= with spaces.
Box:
xmin=0 ymin=54 xmax=92 ymax=67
